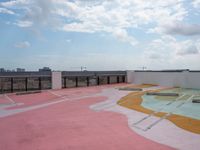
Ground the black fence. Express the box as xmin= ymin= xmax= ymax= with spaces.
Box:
xmin=0 ymin=71 xmax=126 ymax=94
xmin=61 ymin=71 xmax=126 ymax=88
xmin=0 ymin=71 xmax=52 ymax=94
xmin=0 ymin=77 xmax=51 ymax=94
xmin=62 ymin=75 xmax=126 ymax=88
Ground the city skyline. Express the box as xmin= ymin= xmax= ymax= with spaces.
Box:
xmin=0 ymin=0 xmax=200 ymax=71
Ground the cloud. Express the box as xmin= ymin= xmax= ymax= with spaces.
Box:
xmin=0 ymin=7 xmax=15 ymax=14
xmin=148 ymin=53 xmax=162 ymax=59
xmin=0 ymin=0 xmax=189 ymax=46
xmin=192 ymin=0 xmax=200 ymax=8
xmin=1 ymin=0 xmax=61 ymax=28
xmin=58 ymin=0 xmax=187 ymax=45
xmin=15 ymin=41 xmax=31 ymax=48
xmin=62 ymin=22 xmax=95 ymax=33
xmin=14 ymin=20 xmax=33 ymax=27
xmin=139 ymin=36 xmax=200 ymax=70
xmin=176 ymin=41 xmax=199 ymax=55
xmin=23 ymin=0 xmax=61 ymax=27
xmin=177 ymin=45 xmax=199 ymax=55
xmin=0 ymin=0 xmax=30 ymax=8
xmin=144 ymin=36 xmax=199 ymax=61
xmin=154 ymin=22 xmax=200 ymax=36
xmin=0 ymin=0 xmax=188 ymax=30
xmin=144 ymin=49 xmax=166 ymax=62
xmin=112 ymin=29 xmax=138 ymax=46
xmin=66 ymin=39 xmax=71 ymax=43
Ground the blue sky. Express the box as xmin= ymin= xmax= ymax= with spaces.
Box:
xmin=0 ymin=0 xmax=200 ymax=71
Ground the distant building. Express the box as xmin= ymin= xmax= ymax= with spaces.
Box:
xmin=16 ymin=68 xmax=25 ymax=72
xmin=39 ymin=67 xmax=51 ymax=72
xmin=0 ymin=68 xmax=5 ymax=72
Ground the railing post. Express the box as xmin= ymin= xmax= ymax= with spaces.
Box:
xmin=64 ymin=77 xmax=67 ymax=88
xmin=107 ymin=76 xmax=110 ymax=84
xmin=11 ymin=77 xmax=13 ymax=93
xmin=87 ymin=76 xmax=89 ymax=86
xmin=25 ymin=77 xmax=28 ymax=91
xmin=39 ymin=77 xmax=42 ymax=90
xmin=97 ymin=76 xmax=100 ymax=85
xmin=117 ymin=76 xmax=119 ymax=83
xmin=122 ymin=76 xmax=125 ymax=83
xmin=75 ymin=77 xmax=78 ymax=87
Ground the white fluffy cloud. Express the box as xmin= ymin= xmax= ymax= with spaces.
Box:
xmin=15 ymin=41 xmax=31 ymax=48
xmin=57 ymin=0 xmax=188 ymax=46
xmin=112 ymin=29 xmax=138 ymax=46
xmin=0 ymin=7 xmax=14 ymax=14
xmin=141 ymin=36 xmax=200 ymax=69
xmin=0 ymin=0 xmax=189 ymax=46
xmin=1 ymin=0 xmax=200 ymax=70
xmin=176 ymin=40 xmax=199 ymax=55
xmin=192 ymin=0 xmax=200 ymax=8
xmin=14 ymin=20 xmax=33 ymax=27
xmin=151 ymin=22 xmax=200 ymax=36
xmin=0 ymin=0 xmax=30 ymax=8
xmin=66 ymin=39 xmax=71 ymax=43
xmin=144 ymin=36 xmax=199 ymax=60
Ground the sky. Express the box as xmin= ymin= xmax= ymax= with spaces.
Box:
xmin=0 ymin=0 xmax=200 ymax=71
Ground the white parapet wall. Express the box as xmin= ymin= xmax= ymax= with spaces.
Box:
xmin=126 ymin=70 xmax=135 ymax=83
xmin=186 ymin=72 xmax=200 ymax=89
xmin=52 ymin=71 xmax=62 ymax=90
xmin=127 ymin=70 xmax=200 ymax=89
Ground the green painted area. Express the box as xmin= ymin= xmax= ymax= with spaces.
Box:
xmin=141 ymin=88 xmax=200 ymax=120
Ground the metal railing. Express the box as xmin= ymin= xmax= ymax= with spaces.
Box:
xmin=0 ymin=71 xmax=126 ymax=93
xmin=62 ymin=75 xmax=126 ymax=88
xmin=61 ymin=71 xmax=126 ymax=88
xmin=0 ymin=77 xmax=51 ymax=93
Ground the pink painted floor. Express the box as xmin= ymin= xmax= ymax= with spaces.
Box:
xmin=0 ymin=84 xmax=174 ymax=150
xmin=6 ymin=83 xmax=126 ymax=109
xmin=0 ymin=96 xmax=11 ymax=105
xmin=7 ymin=92 xmax=59 ymax=109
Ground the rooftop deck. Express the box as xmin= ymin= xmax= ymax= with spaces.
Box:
xmin=0 ymin=84 xmax=199 ymax=150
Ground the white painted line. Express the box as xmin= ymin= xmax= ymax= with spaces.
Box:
xmin=4 ymin=94 xmax=15 ymax=104
xmin=0 ymin=93 xmax=101 ymax=118
xmin=92 ymin=100 xmax=115 ymax=109
xmin=134 ymin=95 xmax=194 ymax=131
xmin=175 ymin=95 xmax=193 ymax=108
xmin=48 ymin=90 xmax=62 ymax=97
xmin=94 ymin=103 xmax=117 ymax=111
xmin=133 ymin=94 xmax=186 ymax=126
xmin=133 ymin=125 xmax=146 ymax=131
xmin=144 ymin=113 xmax=172 ymax=131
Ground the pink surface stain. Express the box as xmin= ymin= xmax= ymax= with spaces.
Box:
xmin=0 ymin=95 xmax=174 ymax=150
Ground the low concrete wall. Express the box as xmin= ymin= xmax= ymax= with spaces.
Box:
xmin=52 ymin=71 xmax=62 ymax=90
xmin=127 ymin=71 xmax=200 ymax=89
